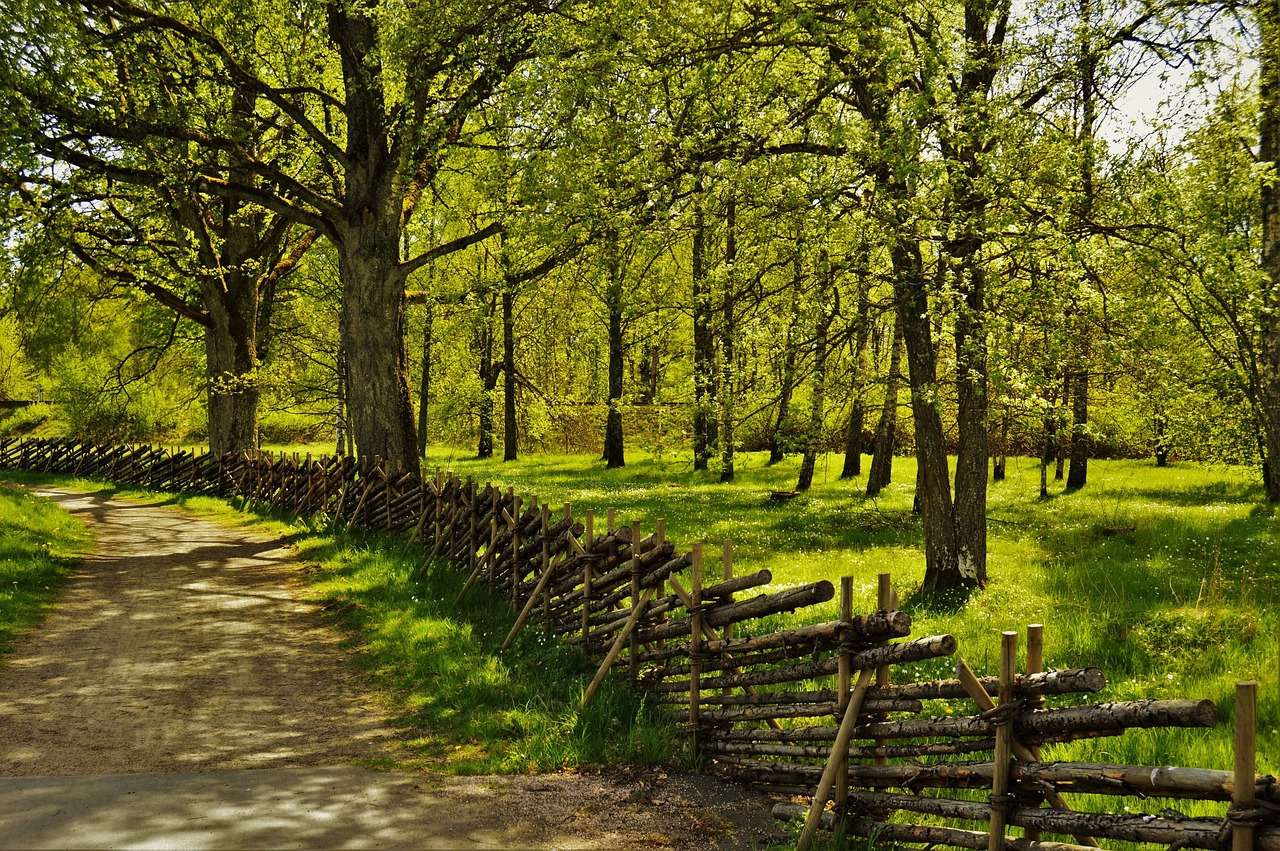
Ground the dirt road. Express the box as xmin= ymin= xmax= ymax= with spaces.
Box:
xmin=0 ymin=487 xmax=779 ymax=849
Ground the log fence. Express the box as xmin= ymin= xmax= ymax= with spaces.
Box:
xmin=1 ymin=437 xmax=1274 ymax=850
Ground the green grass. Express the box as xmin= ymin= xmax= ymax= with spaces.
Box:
xmin=414 ymin=448 xmax=1279 ymax=782
xmin=0 ymin=483 xmax=91 ymax=660
xmin=10 ymin=448 xmax=1276 ymax=812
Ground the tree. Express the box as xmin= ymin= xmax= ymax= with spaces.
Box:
xmin=2 ymin=0 xmax=563 ymax=471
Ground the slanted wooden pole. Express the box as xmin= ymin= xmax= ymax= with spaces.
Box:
xmin=581 ymin=585 xmax=657 ymax=708
xmin=954 ymin=656 xmax=1099 ymax=847
xmin=1234 ymin=680 xmax=1258 ymax=851
xmin=629 ymin=521 xmax=641 ymax=683
xmin=796 ymin=667 xmax=875 ymax=851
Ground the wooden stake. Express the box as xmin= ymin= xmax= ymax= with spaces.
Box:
xmin=989 ymin=631 xmax=1017 ymax=851
xmin=1234 ymin=680 xmax=1258 ymax=851
xmin=836 ymin=576 xmax=853 ymax=814
xmin=581 ymin=585 xmax=657 ymax=708
xmin=795 ymin=667 xmax=875 ymax=851
xmin=501 ymin=548 xmax=559 ymax=651
xmin=875 ymin=572 xmax=892 ymax=766
xmin=1025 ymin=623 xmax=1045 ymax=843
xmin=582 ymin=509 xmax=594 ymax=649
xmin=629 ymin=522 xmax=641 ymax=683
xmin=689 ymin=543 xmax=703 ymax=752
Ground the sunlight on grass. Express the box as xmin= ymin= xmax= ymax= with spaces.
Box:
xmin=0 ymin=483 xmax=91 ymax=660
xmin=418 ymin=448 xmax=1280 ymax=776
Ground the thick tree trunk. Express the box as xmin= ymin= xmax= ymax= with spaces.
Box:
xmin=1258 ymin=0 xmax=1280 ymax=502
xmin=203 ymin=297 xmax=260 ymax=455
xmin=691 ymin=183 xmax=717 ymax=470
xmin=866 ymin=315 xmax=904 ymax=497
xmin=330 ymin=9 xmax=418 ymax=474
xmin=503 ymin=285 xmax=518 ymax=462
xmin=338 ymin=243 xmax=418 ymax=472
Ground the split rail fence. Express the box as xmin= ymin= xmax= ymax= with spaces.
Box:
xmin=1 ymin=437 xmax=1274 ymax=850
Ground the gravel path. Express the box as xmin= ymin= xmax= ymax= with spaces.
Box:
xmin=0 ymin=486 xmax=781 ymax=849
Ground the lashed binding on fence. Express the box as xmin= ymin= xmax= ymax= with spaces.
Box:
xmin=1 ymin=437 xmax=1274 ymax=850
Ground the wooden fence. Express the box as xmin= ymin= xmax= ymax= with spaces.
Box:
xmin=1 ymin=437 xmax=1274 ymax=851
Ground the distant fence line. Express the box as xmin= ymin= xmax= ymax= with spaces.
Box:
xmin=1 ymin=437 xmax=1274 ymax=851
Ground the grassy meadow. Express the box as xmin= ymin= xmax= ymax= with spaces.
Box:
xmin=405 ymin=448 xmax=1279 ymax=780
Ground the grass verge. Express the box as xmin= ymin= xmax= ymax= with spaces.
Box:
xmin=0 ymin=482 xmax=91 ymax=660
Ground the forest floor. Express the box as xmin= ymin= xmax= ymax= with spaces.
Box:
xmin=0 ymin=486 xmax=781 ymax=850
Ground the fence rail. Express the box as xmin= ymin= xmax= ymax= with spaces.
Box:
xmin=1 ymin=437 xmax=1273 ymax=850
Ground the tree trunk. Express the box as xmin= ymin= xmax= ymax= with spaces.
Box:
xmin=1066 ymin=362 xmax=1089 ymax=489
xmin=503 ymin=284 xmax=518 ymax=462
xmin=330 ymin=8 xmax=419 ymax=475
xmin=477 ymin=296 xmax=497 ymax=459
xmin=719 ymin=197 xmax=738 ymax=483
xmin=1258 ymin=0 xmax=1280 ymax=502
xmin=952 ymin=258 xmax=988 ymax=586
xmin=1056 ymin=370 xmax=1068 ymax=481
xmin=604 ymin=238 xmax=626 ymax=469
xmin=770 ymin=250 xmax=803 ymax=465
xmin=866 ymin=314 xmax=904 ymax=497
xmin=417 ymin=299 xmax=433 ymax=457
xmin=203 ymin=292 xmax=260 ymax=455
xmin=1153 ymin=411 xmax=1168 ymax=467
xmin=796 ymin=268 xmax=834 ymax=492
xmin=691 ymin=181 xmax=717 ymax=470
xmin=840 ymin=265 xmax=873 ymax=479
xmin=336 ymin=343 xmax=350 ymax=456
xmin=892 ymin=239 xmax=959 ymax=590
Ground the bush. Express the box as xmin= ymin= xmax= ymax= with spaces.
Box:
xmin=0 ymin=403 xmax=54 ymax=437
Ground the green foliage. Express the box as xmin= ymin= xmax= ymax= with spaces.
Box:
xmin=0 ymin=485 xmax=90 ymax=659
xmin=0 ymin=403 xmax=54 ymax=437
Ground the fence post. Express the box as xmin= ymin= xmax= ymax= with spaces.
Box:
xmin=835 ymin=575 xmax=853 ymax=818
xmin=989 ymin=631 xmax=1018 ymax=851
xmin=689 ymin=543 xmax=703 ymax=756
xmin=1234 ymin=680 xmax=1258 ymax=851
xmin=629 ymin=521 xmax=641 ymax=684
xmin=875 ymin=572 xmax=893 ymax=766
xmin=581 ymin=509 xmax=594 ymax=651
xmin=1025 ymin=623 xmax=1045 ymax=843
